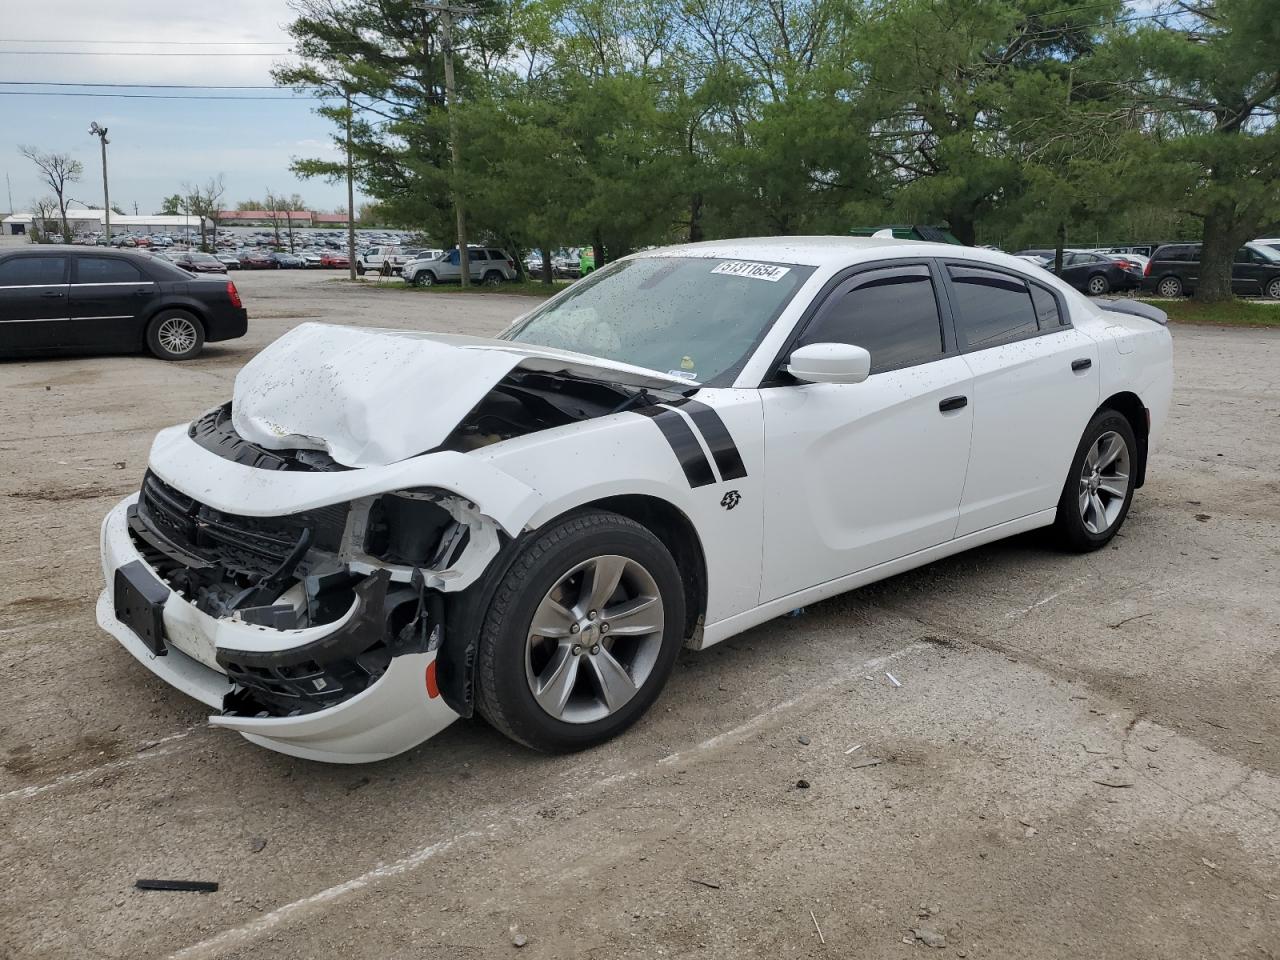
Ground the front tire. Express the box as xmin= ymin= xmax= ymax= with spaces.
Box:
xmin=1052 ymin=409 xmax=1137 ymax=552
xmin=476 ymin=511 xmax=686 ymax=752
xmin=355 ymin=262 xmax=366 ymax=276
xmin=1156 ymin=275 xmax=1183 ymax=298
xmin=1086 ymin=273 xmax=1110 ymax=295
xmin=146 ymin=310 xmax=205 ymax=361
xmin=1266 ymin=278 xmax=1280 ymax=300
xmin=419 ymin=271 xmax=436 ymax=287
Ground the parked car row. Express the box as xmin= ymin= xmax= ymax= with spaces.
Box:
xmin=1013 ymin=241 xmax=1280 ymax=299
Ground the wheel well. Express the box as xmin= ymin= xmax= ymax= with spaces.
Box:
xmin=1100 ymin=391 xmax=1149 ymax=488
xmin=588 ymin=494 xmax=708 ymax=644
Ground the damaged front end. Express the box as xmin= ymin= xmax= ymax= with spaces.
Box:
xmin=125 ymin=470 xmax=496 ymax=722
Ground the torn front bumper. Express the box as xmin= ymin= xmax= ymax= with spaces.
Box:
xmin=98 ymin=496 xmax=459 ymax=763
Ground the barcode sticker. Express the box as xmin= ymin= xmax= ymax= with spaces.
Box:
xmin=711 ymin=260 xmax=792 ymax=282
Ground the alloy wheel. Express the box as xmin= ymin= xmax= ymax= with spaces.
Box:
xmin=1078 ymin=430 xmax=1131 ymax=535
xmin=1157 ymin=277 xmax=1181 ymax=298
xmin=157 ymin=317 xmax=198 ymax=356
xmin=1087 ymin=275 xmax=1108 ymax=295
xmin=524 ymin=554 xmax=665 ymax=724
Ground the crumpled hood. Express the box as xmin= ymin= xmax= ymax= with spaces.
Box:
xmin=231 ymin=322 xmax=692 ymax=468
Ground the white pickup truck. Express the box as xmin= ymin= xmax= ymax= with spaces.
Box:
xmin=355 ymin=245 xmax=409 ymax=276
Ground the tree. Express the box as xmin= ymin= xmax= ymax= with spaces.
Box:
xmin=183 ymin=175 xmax=227 ymax=250
xmin=159 ymin=194 xmax=184 ymax=216
xmin=19 ymin=147 xmax=83 ymax=242
xmin=1121 ymin=0 xmax=1280 ymax=301
xmin=27 ymin=196 xmax=58 ymax=243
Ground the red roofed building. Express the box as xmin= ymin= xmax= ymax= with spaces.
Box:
xmin=215 ymin=210 xmax=351 ymax=227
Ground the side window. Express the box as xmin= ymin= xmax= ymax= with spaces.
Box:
xmin=947 ymin=266 xmax=1040 ymax=350
xmin=0 ymin=257 xmax=67 ymax=285
xmin=468 ymin=249 xmax=485 ymax=262
xmin=1234 ymin=247 xmax=1252 ymax=264
xmin=1029 ymin=284 xmax=1063 ymax=328
xmin=77 ymin=257 xmax=143 ymax=284
xmin=799 ymin=265 xmax=945 ymax=374
xmin=487 ymin=249 xmax=506 ymax=260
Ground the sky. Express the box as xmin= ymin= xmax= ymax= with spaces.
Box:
xmin=0 ymin=0 xmax=354 ymax=216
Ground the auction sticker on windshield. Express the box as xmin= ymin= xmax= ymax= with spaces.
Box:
xmin=711 ymin=260 xmax=792 ymax=282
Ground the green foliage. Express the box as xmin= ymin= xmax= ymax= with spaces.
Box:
xmin=277 ymin=0 xmax=1278 ymax=289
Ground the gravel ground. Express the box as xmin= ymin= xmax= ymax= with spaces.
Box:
xmin=1 ymin=270 xmax=1277 ymax=960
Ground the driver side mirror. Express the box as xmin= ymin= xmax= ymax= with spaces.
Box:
xmin=785 ymin=342 xmax=872 ymax=384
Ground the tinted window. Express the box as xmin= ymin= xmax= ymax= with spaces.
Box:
xmin=800 ymin=265 xmax=944 ymax=374
xmin=1029 ymin=285 xmax=1062 ymax=328
xmin=469 ymin=249 xmax=486 ymax=262
xmin=487 ymin=249 xmax=506 ymax=260
xmin=947 ymin=266 xmax=1040 ymax=350
xmin=77 ymin=257 xmax=143 ymax=283
xmin=0 ymin=256 xmax=66 ymax=286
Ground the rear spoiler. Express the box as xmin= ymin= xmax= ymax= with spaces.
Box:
xmin=1089 ymin=297 xmax=1168 ymax=326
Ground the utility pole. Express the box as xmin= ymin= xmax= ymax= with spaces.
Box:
xmin=345 ymin=89 xmax=357 ymax=281
xmin=89 ymin=122 xmax=110 ymax=241
xmin=420 ymin=1 xmax=476 ymax=286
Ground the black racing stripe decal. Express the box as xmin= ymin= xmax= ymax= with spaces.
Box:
xmin=674 ymin=399 xmax=748 ymax=481
xmin=634 ymin=406 xmax=716 ymax=488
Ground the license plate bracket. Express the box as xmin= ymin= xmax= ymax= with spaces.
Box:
xmin=114 ymin=560 xmax=170 ymax=656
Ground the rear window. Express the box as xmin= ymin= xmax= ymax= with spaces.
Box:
xmin=0 ymin=256 xmax=66 ymax=285
xmin=1029 ymin=285 xmax=1062 ymax=328
xmin=947 ymin=266 xmax=1041 ymax=350
xmin=487 ymin=249 xmax=506 ymax=260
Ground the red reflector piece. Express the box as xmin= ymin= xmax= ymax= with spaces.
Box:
xmin=425 ymin=660 xmax=440 ymax=699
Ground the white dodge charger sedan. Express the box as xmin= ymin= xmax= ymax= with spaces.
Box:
xmin=98 ymin=237 xmax=1173 ymax=763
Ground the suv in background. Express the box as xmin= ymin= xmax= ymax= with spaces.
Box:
xmin=402 ymin=247 xmax=517 ymax=286
xmin=1143 ymin=242 xmax=1280 ymax=299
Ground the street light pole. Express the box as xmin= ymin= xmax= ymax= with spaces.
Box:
xmin=89 ymin=122 xmax=110 ymax=242
xmin=419 ymin=1 xmax=476 ymax=287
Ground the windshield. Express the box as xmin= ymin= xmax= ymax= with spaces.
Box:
xmin=502 ymin=256 xmax=814 ymax=384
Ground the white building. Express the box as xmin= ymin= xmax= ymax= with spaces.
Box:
xmin=2 ymin=207 xmax=208 ymax=238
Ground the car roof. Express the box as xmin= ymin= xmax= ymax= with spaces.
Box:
xmin=633 ymin=235 xmax=1047 ymax=274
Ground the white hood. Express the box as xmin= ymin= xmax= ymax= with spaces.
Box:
xmin=231 ymin=322 xmax=692 ymax=468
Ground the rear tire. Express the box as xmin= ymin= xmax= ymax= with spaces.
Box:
xmin=1156 ymin=275 xmax=1183 ymax=298
xmin=483 ymin=270 xmax=503 ymax=287
xmin=1086 ymin=273 xmax=1110 ymax=295
xmin=1052 ymin=409 xmax=1137 ymax=552
xmin=146 ymin=310 xmax=205 ymax=361
xmin=355 ymin=262 xmax=365 ymax=276
xmin=475 ymin=510 xmax=686 ymax=752
xmin=1266 ymin=278 xmax=1280 ymax=300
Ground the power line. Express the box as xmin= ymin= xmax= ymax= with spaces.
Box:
xmin=0 ymin=80 xmax=317 ymax=90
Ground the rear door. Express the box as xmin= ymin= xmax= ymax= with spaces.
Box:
xmin=67 ymin=254 xmax=157 ymax=349
xmin=1232 ymin=247 xmax=1266 ymax=295
xmin=0 ymin=254 xmax=70 ymax=351
xmin=943 ymin=263 xmax=1100 ymax=536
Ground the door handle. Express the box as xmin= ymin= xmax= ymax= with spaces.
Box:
xmin=133 ymin=288 xmax=152 ymax=296
xmin=939 ymin=396 xmax=968 ymax=412
xmin=41 ymin=290 xmax=65 ymax=298
xmin=1071 ymin=358 xmax=1092 ymax=372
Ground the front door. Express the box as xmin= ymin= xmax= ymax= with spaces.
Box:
xmin=67 ymin=255 xmax=156 ymax=349
xmin=759 ymin=261 xmax=974 ymax=602
xmin=0 ymin=254 xmax=70 ymax=351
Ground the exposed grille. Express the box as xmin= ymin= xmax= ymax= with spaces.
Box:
xmin=137 ymin=471 xmax=349 ymax=577
xmin=189 ymin=403 xmax=348 ymax=472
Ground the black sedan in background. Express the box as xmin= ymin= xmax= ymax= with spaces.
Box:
xmin=0 ymin=246 xmax=247 ymax=360
xmin=164 ymin=251 xmax=229 ymax=275
xmin=1016 ymin=249 xmax=1142 ymax=295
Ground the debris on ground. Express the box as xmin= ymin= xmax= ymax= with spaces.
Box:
xmin=511 ymin=931 xmax=527 ymax=948
xmin=885 ymin=672 xmax=902 ymax=687
xmin=785 ymin=607 xmax=807 ymax=618
xmin=797 ymin=735 xmax=811 ymax=745
xmin=912 ymin=926 xmax=947 ymax=948
xmin=1092 ymin=777 xmax=1135 ymax=789
xmin=845 ymin=743 xmax=864 ymax=754
xmin=796 ymin=779 xmax=811 ymax=789
xmin=134 ymin=879 xmax=219 ymax=893
xmin=810 ymin=909 xmax=826 ymax=945
xmin=848 ymin=758 xmax=884 ymax=770
xmin=687 ymin=877 xmax=721 ymax=889
xmin=249 ymin=837 xmax=267 ymax=853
